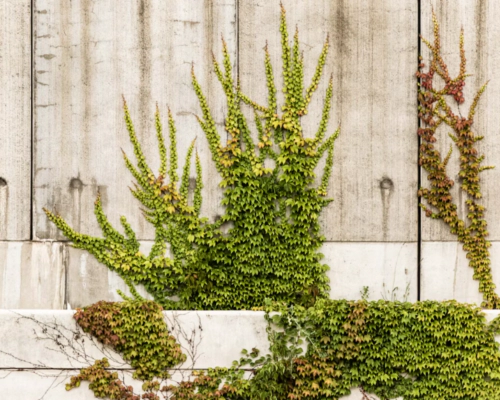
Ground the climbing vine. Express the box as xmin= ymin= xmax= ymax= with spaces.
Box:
xmin=45 ymin=4 xmax=338 ymax=311
xmin=35 ymin=7 xmax=500 ymax=400
xmin=66 ymin=298 xmax=185 ymax=398
xmin=416 ymin=11 xmax=500 ymax=308
xmin=66 ymin=299 xmax=500 ymax=399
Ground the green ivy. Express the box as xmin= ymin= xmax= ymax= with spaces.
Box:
xmin=282 ymin=300 xmax=500 ymax=399
xmin=66 ymin=358 xmax=141 ymax=400
xmin=66 ymin=299 xmax=500 ymax=399
xmin=416 ymin=11 xmax=500 ymax=308
xmin=66 ymin=297 xmax=185 ymax=395
xmin=44 ymin=6 xmax=500 ymax=400
xmin=45 ymin=4 xmax=339 ymax=311
xmin=173 ymin=300 xmax=500 ymax=399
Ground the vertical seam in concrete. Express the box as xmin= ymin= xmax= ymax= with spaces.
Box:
xmin=417 ymin=0 xmax=422 ymax=301
xmin=63 ymin=243 xmax=69 ymax=309
xmin=30 ymin=0 xmax=34 ymax=241
xmin=235 ymin=0 xmax=239 ymax=147
xmin=236 ymin=0 xmax=239 ymax=79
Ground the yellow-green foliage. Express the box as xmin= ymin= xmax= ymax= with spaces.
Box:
xmin=173 ymin=300 xmax=500 ymax=399
xmin=69 ymin=300 xmax=500 ymax=399
xmin=68 ymin=299 xmax=185 ymax=385
xmin=66 ymin=358 xmax=139 ymax=399
xmin=283 ymin=300 xmax=500 ymax=399
xmin=45 ymin=5 xmax=339 ymax=310
xmin=416 ymin=12 xmax=499 ymax=308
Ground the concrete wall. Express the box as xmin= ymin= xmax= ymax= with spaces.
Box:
xmin=0 ymin=0 xmax=499 ymax=308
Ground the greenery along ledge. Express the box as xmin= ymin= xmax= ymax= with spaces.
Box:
xmin=66 ymin=298 xmax=500 ymax=399
xmin=45 ymin=4 xmax=339 ymax=311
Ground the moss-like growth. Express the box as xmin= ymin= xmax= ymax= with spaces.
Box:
xmin=416 ymin=11 xmax=500 ymax=308
xmin=45 ymin=5 xmax=339 ymax=310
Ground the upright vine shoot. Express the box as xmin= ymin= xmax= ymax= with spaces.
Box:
xmin=416 ymin=11 xmax=500 ymax=308
xmin=45 ymin=5 xmax=339 ymax=310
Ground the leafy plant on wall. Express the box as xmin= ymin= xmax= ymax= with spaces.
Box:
xmin=26 ymin=5 xmax=500 ymax=400
xmin=416 ymin=11 xmax=500 ymax=308
xmin=65 ymin=298 xmax=500 ymax=399
xmin=45 ymin=4 xmax=339 ymax=310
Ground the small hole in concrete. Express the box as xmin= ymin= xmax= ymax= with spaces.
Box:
xmin=69 ymin=178 xmax=83 ymax=190
xmin=380 ymin=177 xmax=394 ymax=190
xmin=0 ymin=177 xmax=7 ymax=187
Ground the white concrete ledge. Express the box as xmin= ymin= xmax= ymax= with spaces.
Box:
xmin=0 ymin=370 xmax=373 ymax=400
xmin=1 ymin=309 xmax=499 ymax=399
xmin=0 ymin=310 xmax=269 ymax=370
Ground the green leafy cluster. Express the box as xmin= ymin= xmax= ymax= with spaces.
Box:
xmin=68 ymin=299 xmax=500 ymax=399
xmin=416 ymin=11 xmax=499 ymax=308
xmin=281 ymin=300 xmax=500 ymax=399
xmin=174 ymin=300 xmax=500 ymax=399
xmin=68 ymin=298 xmax=185 ymax=387
xmin=66 ymin=358 xmax=141 ymax=400
xmin=45 ymin=4 xmax=338 ymax=310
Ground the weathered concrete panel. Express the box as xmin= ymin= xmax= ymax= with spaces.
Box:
xmin=0 ymin=310 xmax=269 ymax=370
xmin=238 ymin=1 xmax=418 ymax=242
xmin=324 ymin=242 xmax=417 ymax=301
xmin=33 ymin=0 xmax=236 ymax=240
xmin=65 ymin=243 xmax=153 ymax=309
xmin=0 ymin=242 xmax=65 ymax=309
xmin=0 ymin=1 xmax=31 ymax=240
xmin=421 ymin=1 xmax=500 ymax=241
xmin=421 ymin=241 xmax=500 ymax=305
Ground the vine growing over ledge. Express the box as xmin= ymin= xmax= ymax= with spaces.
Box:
xmin=45 ymin=4 xmax=339 ymax=310
xmin=416 ymin=12 xmax=500 ymax=308
xmin=66 ymin=298 xmax=185 ymax=398
xmin=65 ymin=299 xmax=500 ymax=399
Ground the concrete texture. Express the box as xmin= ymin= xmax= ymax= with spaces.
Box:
xmin=239 ymin=0 xmax=418 ymax=242
xmin=33 ymin=0 xmax=235 ymax=240
xmin=0 ymin=0 xmax=31 ymax=240
xmin=0 ymin=242 xmax=65 ymax=309
xmin=0 ymin=241 xmax=417 ymax=309
xmin=325 ymin=242 xmax=418 ymax=302
xmin=421 ymin=1 xmax=500 ymax=241
xmin=421 ymin=241 xmax=500 ymax=304
xmin=0 ymin=310 xmax=270 ymax=370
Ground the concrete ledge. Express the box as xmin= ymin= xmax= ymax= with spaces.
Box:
xmin=0 ymin=370 xmax=371 ymax=399
xmin=1 ymin=309 xmax=499 ymax=399
xmin=0 ymin=310 xmax=269 ymax=370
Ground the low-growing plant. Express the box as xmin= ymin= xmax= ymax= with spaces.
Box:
xmin=66 ymin=297 xmax=186 ymax=400
xmin=45 ymin=4 xmax=339 ymax=311
xmin=67 ymin=299 xmax=500 ymax=399
xmin=68 ymin=297 xmax=185 ymax=384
